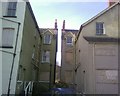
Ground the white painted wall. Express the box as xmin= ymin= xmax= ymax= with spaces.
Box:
xmin=1 ymin=1 xmax=26 ymax=94
xmin=0 ymin=2 xmax=2 ymax=96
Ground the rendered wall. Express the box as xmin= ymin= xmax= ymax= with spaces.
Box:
xmin=1 ymin=1 xmax=26 ymax=94
xmin=75 ymin=4 xmax=119 ymax=94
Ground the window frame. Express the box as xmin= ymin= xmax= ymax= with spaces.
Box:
xmin=66 ymin=36 xmax=73 ymax=45
xmin=96 ymin=22 xmax=105 ymax=35
xmin=42 ymin=50 xmax=50 ymax=63
xmin=1 ymin=28 xmax=15 ymax=48
xmin=5 ymin=2 xmax=17 ymax=17
xmin=43 ymin=34 xmax=51 ymax=44
xmin=32 ymin=48 xmax=35 ymax=59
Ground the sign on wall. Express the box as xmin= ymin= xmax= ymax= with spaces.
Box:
xmin=106 ymin=70 xmax=118 ymax=80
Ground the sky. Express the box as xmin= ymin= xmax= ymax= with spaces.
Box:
xmin=29 ymin=0 xmax=108 ymax=65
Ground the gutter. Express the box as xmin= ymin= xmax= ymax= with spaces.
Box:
xmin=75 ymin=25 xmax=83 ymax=44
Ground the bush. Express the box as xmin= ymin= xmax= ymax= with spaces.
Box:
xmin=55 ymin=81 xmax=69 ymax=88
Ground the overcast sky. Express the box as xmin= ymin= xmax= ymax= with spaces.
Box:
xmin=29 ymin=1 xmax=108 ymax=29
xmin=29 ymin=0 xmax=108 ymax=65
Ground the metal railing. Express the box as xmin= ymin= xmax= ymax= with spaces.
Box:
xmin=24 ymin=81 xmax=33 ymax=96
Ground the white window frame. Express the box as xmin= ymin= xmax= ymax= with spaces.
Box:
xmin=66 ymin=36 xmax=73 ymax=45
xmin=7 ymin=2 xmax=17 ymax=16
xmin=2 ymin=28 xmax=15 ymax=48
xmin=96 ymin=22 xmax=105 ymax=35
xmin=42 ymin=51 xmax=50 ymax=63
xmin=44 ymin=34 xmax=51 ymax=44
xmin=32 ymin=48 xmax=35 ymax=59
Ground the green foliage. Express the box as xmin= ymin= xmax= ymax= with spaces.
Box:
xmin=55 ymin=81 xmax=69 ymax=88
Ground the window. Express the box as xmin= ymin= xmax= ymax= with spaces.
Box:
xmin=96 ymin=22 xmax=104 ymax=35
xmin=66 ymin=36 xmax=73 ymax=45
xmin=44 ymin=34 xmax=51 ymax=44
xmin=2 ymin=28 xmax=15 ymax=48
xmin=66 ymin=52 xmax=73 ymax=64
xmin=7 ymin=2 xmax=17 ymax=16
xmin=65 ymin=70 xmax=73 ymax=83
xmin=42 ymin=51 xmax=50 ymax=63
xmin=32 ymin=48 xmax=35 ymax=59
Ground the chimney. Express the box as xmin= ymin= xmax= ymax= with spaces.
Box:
xmin=55 ymin=19 xmax=57 ymax=29
xmin=108 ymin=0 xmax=117 ymax=7
xmin=62 ymin=20 xmax=65 ymax=31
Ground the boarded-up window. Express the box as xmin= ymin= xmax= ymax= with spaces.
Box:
xmin=96 ymin=70 xmax=118 ymax=83
xmin=66 ymin=52 xmax=73 ymax=64
xmin=65 ymin=70 xmax=73 ymax=83
xmin=2 ymin=28 xmax=15 ymax=48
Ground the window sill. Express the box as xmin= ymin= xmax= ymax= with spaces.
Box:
xmin=96 ymin=33 xmax=106 ymax=36
xmin=66 ymin=43 xmax=73 ymax=46
xmin=43 ymin=43 xmax=51 ymax=45
xmin=17 ymin=80 xmax=23 ymax=83
xmin=3 ymin=16 xmax=17 ymax=18
xmin=41 ymin=61 xmax=50 ymax=64
xmin=0 ymin=46 xmax=13 ymax=48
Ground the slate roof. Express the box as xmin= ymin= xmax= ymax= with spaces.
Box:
xmin=83 ymin=36 xmax=120 ymax=42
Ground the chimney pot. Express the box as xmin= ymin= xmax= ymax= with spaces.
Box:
xmin=108 ymin=0 xmax=118 ymax=7
xmin=62 ymin=20 xmax=65 ymax=31
xmin=55 ymin=19 xmax=57 ymax=29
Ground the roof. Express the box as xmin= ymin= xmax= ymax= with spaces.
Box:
xmin=76 ymin=2 xmax=120 ymax=42
xmin=64 ymin=29 xmax=78 ymax=32
xmin=63 ymin=29 xmax=78 ymax=35
xmin=40 ymin=28 xmax=57 ymax=34
xmin=26 ymin=2 xmax=41 ymax=38
xmin=40 ymin=28 xmax=57 ymax=31
xmin=63 ymin=29 xmax=78 ymax=33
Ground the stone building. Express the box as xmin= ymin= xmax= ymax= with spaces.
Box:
xmin=0 ymin=0 xmax=41 ymax=95
xmin=61 ymin=20 xmax=78 ymax=87
xmin=75 ymin=1 xmax=119 ymax=94
xmin=39 ymin=19 xmax=58 ymax=89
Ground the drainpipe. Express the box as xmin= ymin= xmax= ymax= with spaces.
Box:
xmin=74 ymin=39 xmax=76 ymax=89
xmin=0 ymin=17 xmax=21 ymax=96
xmin=93 ymin=43 xmax=96 ymax=94
xmin=49 ymin=63 xmax=52 ymax=91
xmin=117 ymin=4 xmax=120 ymax=95
xmin=7 ymin=22 xmax=21 ymax=96
xmin=53 ymin=30 xmax=58 ymax=85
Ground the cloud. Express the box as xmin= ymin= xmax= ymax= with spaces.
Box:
xmin=29 ymin=0 xmax=107 ymax=3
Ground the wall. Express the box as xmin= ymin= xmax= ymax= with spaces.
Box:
xmin=61 ymin=31 xmax=77 ymax=86
xmin=95 ymin=43 xmax=118 ymax=94
xmin=39 ymin=29 xmax=57 ymax=86
xmin=18 ymin=3 xmax=40 ymax=82
xmin=0 ymin=2 xmax=2 ymax=96
xmin=1 ymin=1 xmax=26 ymax=94
xmin=75 ymin=4 xmax=119 ymax=94
xmin=75 ymin=32 xmax=95 ymax=93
